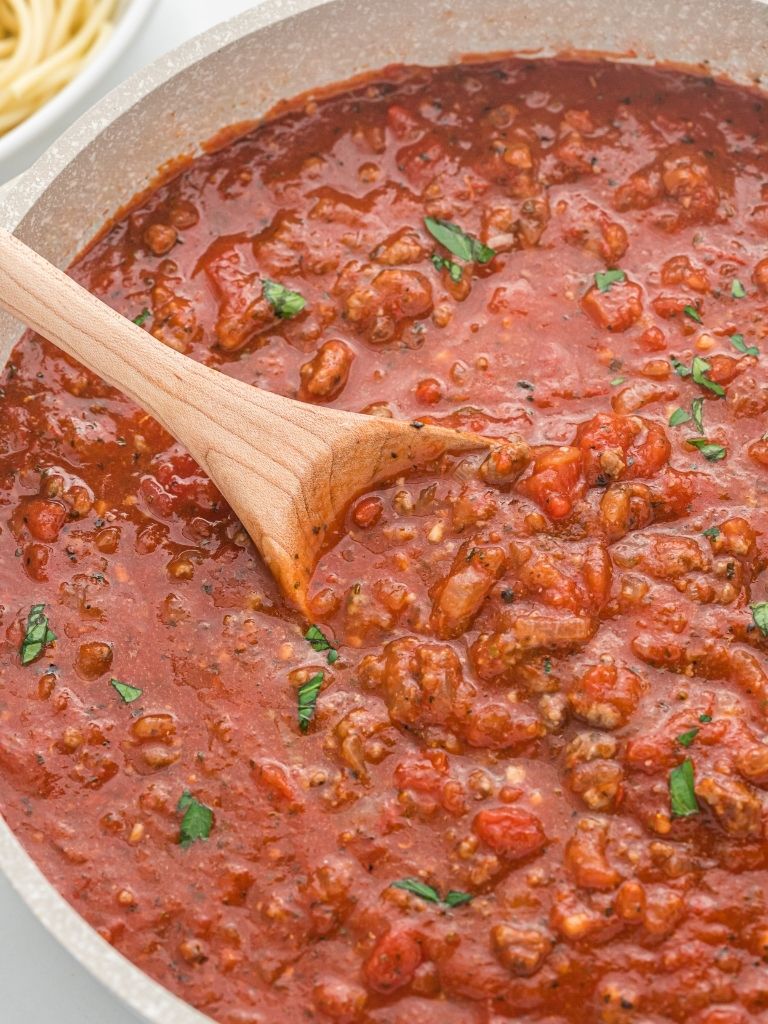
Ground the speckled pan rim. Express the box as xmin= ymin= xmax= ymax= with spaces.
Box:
xmin=1 ymin=1 xmax=768 ymax=1022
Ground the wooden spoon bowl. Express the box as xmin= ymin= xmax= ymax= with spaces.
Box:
xmin=0 ymin=227 xmax=490 ymax=612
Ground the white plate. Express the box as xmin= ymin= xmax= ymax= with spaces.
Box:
xmin=0 ymin=0 xmax=154 ymax=180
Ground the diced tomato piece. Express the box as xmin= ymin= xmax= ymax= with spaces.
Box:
xmin=473 ymin=806 xmax=547 ymax=860
xmin=364 ymin=928 xmax=421 ymax=993
xmin=24 ymin=498 xmax=67 ymax=542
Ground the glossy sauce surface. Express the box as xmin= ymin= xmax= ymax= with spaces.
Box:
xmin=2 ymin=59 xmax=768 ymax=1024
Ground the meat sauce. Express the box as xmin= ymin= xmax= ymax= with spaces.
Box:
xmin=2 ymin=58 xmax=768 ymax=1024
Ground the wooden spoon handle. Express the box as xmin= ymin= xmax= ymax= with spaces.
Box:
xmin=0 ymin=226 xmax=316 ymax=470
xmin=0 ymin=225 xmax=220 ymax=427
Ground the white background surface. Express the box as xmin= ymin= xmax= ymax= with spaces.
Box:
xmin=0 ymin=5 xmax=257 ymax=1019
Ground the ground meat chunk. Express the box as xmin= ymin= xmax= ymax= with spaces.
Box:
xmin=565 ymin=817 xmax=621 ymax=890
xmin=430 ymin=542 xmax=506 ymax=638
xmin=490 ymin=921 xmax=553 ymax=976
xmin=371 ymin=229 xmax=427 ymax=265
xmin=568 ymin=660 xmax=646 ymax=729
xmin=299 ymin=340 xmax=354 ymax=401
xmin=337 ymin=263 xmax=433 ymax=344
xmin=203 ymin=246 xmax=278 ymax=351
xmin=480 ymin=196 xmax=550 ymax=252
xmin=473 ymin=613 xmax=596 ymax=681
xmin=726 ymin=373 xmax=768 ymax=418
xmin=559 ymin=198 xmax=628 ymax=264
xmin=581 ymin=279 xmax=644 ymax=332
xmin=478 ymin=436 xmax=532 ymax=487
xmin=696 ymin=773 xmax=764 ymax=839
xmin=576 ymin=413 xmax=670 ymax=485
xmin=358 ymin=637 xmax=472 ymax=731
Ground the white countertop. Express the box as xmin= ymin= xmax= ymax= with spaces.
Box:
xmin=0 ymin=5 xmax=257 ymax=1020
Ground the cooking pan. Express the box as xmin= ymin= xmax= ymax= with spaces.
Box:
xmin=0 ymin=0 xmax=766 ymax=1020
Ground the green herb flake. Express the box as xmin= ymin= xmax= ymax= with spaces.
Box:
xmin=132 ymin=308 xmax=151 ymax=327
xmin=424 ymin=217 xmax=495 ymax=265
xmin=699 ymin=714 xmax=713 ymax=723
xmin=543 ymin=657 xmax=552 ymax=675
xmin=731 ymin=279 xmax=746 ymax=299
xmin=20 ymin=604 xmax=56 ymax=665
xmin=671 ymin=356 xmax=692 ymax=379
xmin=443 ymin=890 xmax=474 ymax=907
xmin=177 ymin=791 xmax=213 ymax=847
xmin=669 ymin=758 xmax=700 ymax=818
xmin=391 ymin=878 xmax=473 ymax=908
xmin=669 ymin=407 xmax=691 ymax=427
xmin=298 ymin=672 xmax=324 ymax=733
xmin=683 ymin=304 xmax=703 ymax=323
xmin=305 ymin=624 xmax=338 ymax=665
xmin=677 ymin=727 xmax=699 ymax=748
xmin=430 ymin=252 xmax=463 ymax=283
xmin=110 ymin=678 xmax=143 ymax=704
xmin=262 ymin=279 xmax=307 ymax=319
xmin=595 ymin=269 xmax=626 ymax=293
xmin=686 ymin=437 xmax=727 ymax=462
xmin=730 ymin=333 xmax=759 ymax=357
xmin=691 ymin=396 xmax=705 ymax=433
xmin=392 ymin=878 xmax=441 ymax=904
xmin=691 ymin=356 xmax=725 ymax=397
xmin=702 ymin=525 xmax=720 ymax=540
xmin=610 ymin=376 xmax=626 ymax=387
xmin=750 ymin=602 xmax=768 ymax=637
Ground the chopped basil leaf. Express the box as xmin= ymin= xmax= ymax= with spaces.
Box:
xmin=110 ymin=678 xmax=143 ymax=704
xmin=595 ymin=269 xmax=626 ymax=293
xmin=671 ymin=356 xmax=692 ymax=379
xmin=690 ymin=397 xmax=705 ymax=433
xmin=305 ymin=624 xmax=338 ymax=665
xmin=669 ymin=758 xmax=699 ymax=817
xmin=424 ymin=217 xmax=495 ymax=264
xmin=683 ymin=304 xmax=702 ymax=323
xmin=305 ymin=624 xmax=332 ymax=652
xmin=298 ymin=672 xmax=323 ymax=732
xmin=677 ymin=727 xmax=699 ymax=748
xmin=392 ymin=878 xmax=441 ymax=903
xmin=543 ymin=657 xmax=552 ymax=674
xmin=669 ymin=407 xmax=691 ymax=427
xmin=686 ymin=437 xmax=727 ymax=462
xmin=262 ymin=279 xmax=307 ymax=319
xmin=731 ymin=279 xmax=746 ymax=298
xmin=177 ymin=791 xmax=213 ymax=847
xmin=699 ymin=714 xmax=713 ymax=723
xmin=443 ymin=890 xmax=474 ymax=907
xmin=750 ymin=602 xmax=768 ymax=637
xmin=20 ymin=604 xmax=56 ymax=665
xmin=691 ymin=356 xmax=725 ymax=397
xmin=730 ymin=333 xmax=759 ymax=357
xmin=702 ymin=525 xmax=720 ymax=540
xmin=430 ymin=252 xmax=463 ymax=283
xmin=132 ymin=308 xmax=151 ymax=327
xmin=391 ymin=878 xmax=473 ymax=908
xmin=610 ymin=376 xmax=626 ymax=386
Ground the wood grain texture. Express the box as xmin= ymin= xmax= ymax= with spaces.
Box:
xmin=0 ymin=227 xmax=490 ymax=611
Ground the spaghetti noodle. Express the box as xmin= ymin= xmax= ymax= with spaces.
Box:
xmin=0 ymin=0 xmax=117 ymax=136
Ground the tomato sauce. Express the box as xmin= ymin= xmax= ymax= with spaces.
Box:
xmin=2 ymin=58 xmax=768 ymax=1024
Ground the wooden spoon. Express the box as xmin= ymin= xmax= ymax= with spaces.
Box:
xmin=0 ymin=228 xmax=489 ymax=612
